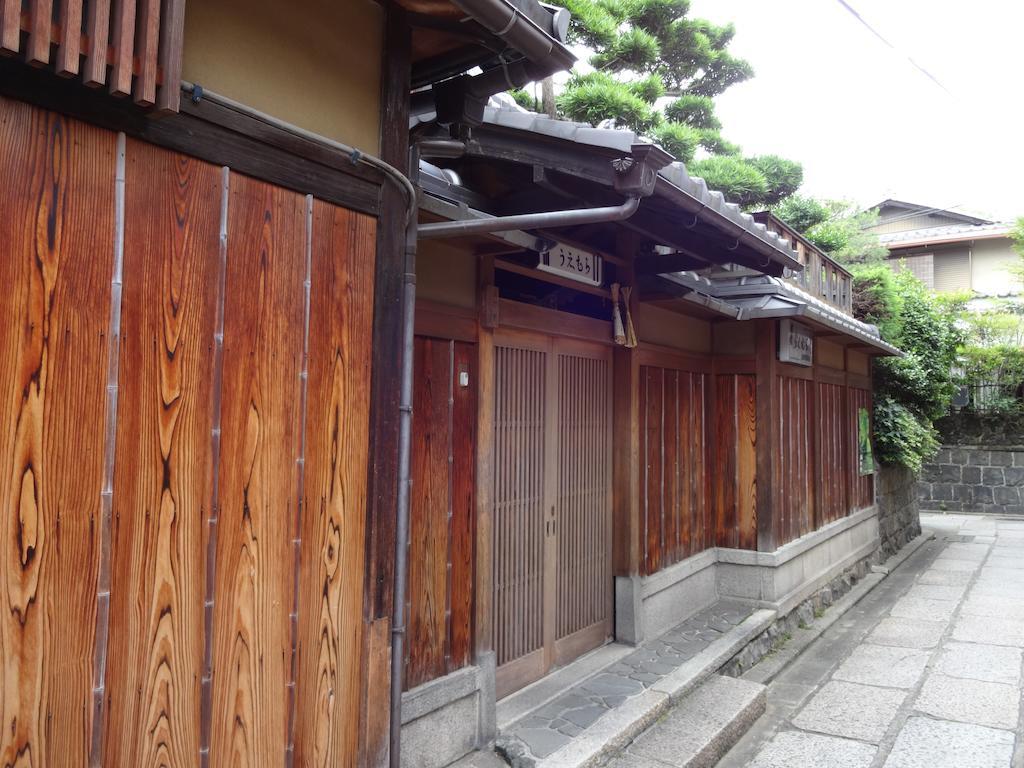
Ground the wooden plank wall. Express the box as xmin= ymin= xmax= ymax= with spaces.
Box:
xmin=1 ymin=0 xmax=187 ymax=111
xmin=0 ymin=97 xmax=378 ymax=766
xmin=775 ymin=376 xmax=815 ymax=545
xmin=848 ymin=387 xmax=875 ymax=511
xmin=405 ymin=336 xmax=476 ymax=691
xmin=713 ymin=374 xmax=758 ymax=551
xmin=816 ymin=381 xmax=849 ymax=527
xmin=638 ymin=366 xmax=713 ymax=574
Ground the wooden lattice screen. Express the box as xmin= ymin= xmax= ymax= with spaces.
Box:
xmin=0 ymin=0 xmax=186 ymax=111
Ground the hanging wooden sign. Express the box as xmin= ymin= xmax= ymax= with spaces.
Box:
xmin=778 ymin=319 xmax=813 ymax=366
xmin=538 ymin=242 xmax=603 ymax=287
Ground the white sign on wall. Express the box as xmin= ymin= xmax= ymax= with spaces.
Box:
xmin=778 ymin=319 xmax=813 ymax=366
xmin=538 ymin=242 xmax=603 ymax=287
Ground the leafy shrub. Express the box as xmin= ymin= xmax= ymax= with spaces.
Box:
xmin=687 ymin=155 xmax=769 ymax=207
xmin=664 ymin=94 xmax=721 ymax=130
xmin=851 ymin=268 xmax=962 ymax=472
xmin=773 ymin=195 xmax=830 ymax=233
xmin=745 ymin=155 xmax=803 ymax=207
xmin=556 ymin=78 xmax=657 ymax=133
xmin=650 ymin=122 xmax=702 ymax=163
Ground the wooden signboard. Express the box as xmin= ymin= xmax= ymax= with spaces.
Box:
xmin=778 ymin=319 xmax=813 ymax=367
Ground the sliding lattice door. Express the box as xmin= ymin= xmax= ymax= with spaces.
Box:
xmin=492 ymin=334 xmax=612 ymax=698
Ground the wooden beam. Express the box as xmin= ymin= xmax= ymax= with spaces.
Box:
xmin=55 ymin=0 xmax=83 ymax=75
xmin=0 ymin=0 xmax=19 ymax=55
xmin=26 ymin=0 xmax=53 ymax=65
xmin=474 ymin=256 xmax=495 ymax=658
xmin=83 ymin=0 xmax=111 ymax=86
xmin=634 ymin=252 xmax=710 ymax=275
xmin=155 ymin=0 xmax=187 ymax=112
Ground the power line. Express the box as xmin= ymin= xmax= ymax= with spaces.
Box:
xmin=834 ymin=0 xmax=954 ymax=97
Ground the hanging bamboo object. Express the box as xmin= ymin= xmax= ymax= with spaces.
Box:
xmin=611 ymin=282 xmax=626 ymax=345
xmin=622 ymin=285 xmax=638 ymax=348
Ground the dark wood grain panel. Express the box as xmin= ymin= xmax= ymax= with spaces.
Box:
xmin=663 ymin=371 xmax=679 ymax=563
xmin=715 ymin=376 xmax=737 ymax=548
xmin=736 ymin=375 xmax=757 ymax=550
xmin=677 ymin=373 xmax=692 ymax=559
xmin=406 ymin=338 xmax=452 ymax=689
xmin=293 ymin=201 xmax=376 ymax=766
xmin=210 ymin=172 xmax=306 ymax=768
xmin=449 ymin=341 xmax=477 ymax=672
xmin=0 ymin=98 xmax=115 ymax=767
xmin=643 ymin=367 xmax=663 ymax=574
xmin=103 ymin=139 xmax=220 ymax=767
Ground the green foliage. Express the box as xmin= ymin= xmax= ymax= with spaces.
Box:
xmin=1012 ymin=216 xmax=1024 ymax=256
xmin=688 ymin=155 xmax=769 ymax=207
xmin=801 ymin=201 xmax=888 ymax=265
xmin=773 ymin=195 xmax=830 ymax=233
xmin=664 ymin=94 xmax=720 ymax=130
xmin=545 ymin=0 xmax=800 ymax=208
xmin=508 ymin=88 xmax=538 ymax=112
xmin=650 ymin=122 xmax=702 ymax=164
xmin=851 ymin=268 xmax=963 ymax=472
xmin=872 ymin=397 xmax=938 ymax=474
xmin=591 ymin=27 xmax=662 ymax=71
xmin=556 ymin=75 xmax=657 ymax=132
xmin=746 ymin=155 xmax=803 ymax=207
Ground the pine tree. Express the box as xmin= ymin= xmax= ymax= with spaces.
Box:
xmin=536 ymin=0 xmax=802 ymax=208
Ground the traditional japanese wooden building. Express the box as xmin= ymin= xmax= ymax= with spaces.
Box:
xmin=399 ymin=104 xmax=899 ymax=765
xmin=0 ymin=2 xmax=899 ymax=767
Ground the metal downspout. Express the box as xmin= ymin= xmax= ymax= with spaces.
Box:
xmin=418 ymin=195 xmax=641 ymax=239
xmin=176 ymin=81 xmax=420 ymax=768
xmin=390 ymin=144 xmax=420 ymax=768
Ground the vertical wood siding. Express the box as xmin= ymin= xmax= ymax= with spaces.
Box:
xmin=0 ymin=98 xmax=115 ymax=768
xmin=0 ymin=97 xmax=377 ymax=766
xmin=712 ymin=374 xmax=757 ymax=551
xmin=775 ymin=377 xmax=815 ymax=544
xmin=103 ymin=138 xmax=220 ymax=766
xmin=816 ymin=381 xmax=849 ymax=527
xmin=293 ymin=201 xmax=376 ymax=765
xmin=405 ymin=337 xmax=477 ymax=691
xmin=639 ymin=367 xmax=714 ymax=574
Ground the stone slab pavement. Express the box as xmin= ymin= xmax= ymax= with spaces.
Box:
xmin=716 ymin=513 xmax=1024 ymax=768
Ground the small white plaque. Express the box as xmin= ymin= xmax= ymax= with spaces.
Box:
xmin=537 ymin=243 xmax=603 ymax=287
xmin=778 ymin=319 xmax=813 ymax=366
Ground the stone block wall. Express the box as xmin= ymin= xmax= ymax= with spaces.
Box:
xmin=877 ymin=466 xmax=921 ymax=560
xmin=918 ymin=446 xmax=1024 ymax=516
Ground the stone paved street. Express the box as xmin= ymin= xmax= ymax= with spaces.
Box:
xmin=715 ymin=514 xmax=1024 ymax=768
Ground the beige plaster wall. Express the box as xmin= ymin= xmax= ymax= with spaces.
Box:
xmin=847 ymin=350 xmax=869 ymax=377
xmin=711 ymin=321 xmax=756 ymax=357
xmin=182 ymin=0 xmax=383 ymax=152
xmin=816 ymin=339 xmax=845 ymax=370
xmin=418 ymin=241 xmax=478 ymax=309
xmin=635 ymin=304 xmax=712 ymax=354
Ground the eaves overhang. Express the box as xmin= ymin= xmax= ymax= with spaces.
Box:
xmin=696 ymin=275 xmax=903 ymax=356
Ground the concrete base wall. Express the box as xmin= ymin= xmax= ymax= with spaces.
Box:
xmin=400 ymin=653 xmax=496 ymax=768
xmin=614 ymin=507 xmax=880 ymax=644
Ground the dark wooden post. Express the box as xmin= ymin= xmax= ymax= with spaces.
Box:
xmin=362 ymin=7 xmax=410 ymax=767
xmin=755 ymin=319 xmax=779 ymax=552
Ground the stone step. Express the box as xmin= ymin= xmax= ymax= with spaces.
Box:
xmin=607 ymin=675 xmax=766 ymax=768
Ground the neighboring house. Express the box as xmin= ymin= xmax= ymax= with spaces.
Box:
xmin=867 ymin=199 xmax=1021 ymax=298
xmin=0 ymin=5 xmax=902 ymax=767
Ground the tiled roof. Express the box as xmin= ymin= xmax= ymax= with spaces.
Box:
xmin=413 ymin=97 xmax=801 ymax=269
xmin=879 ymin=222 xmax=1011 ymax=246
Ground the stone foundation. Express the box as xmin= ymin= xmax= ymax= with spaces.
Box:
xmin=719 ymin=557 xmax=874 ymax=678
xmin=918 ymin=446 xmax=1024 ymax=517
xmin=877 ymin=465 xmax=921 ymax=558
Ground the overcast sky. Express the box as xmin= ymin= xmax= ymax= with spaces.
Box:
xmin=680 ymin=0 xmax=1022 ymax=220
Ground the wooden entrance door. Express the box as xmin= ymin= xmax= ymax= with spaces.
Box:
xmin=492 ymin=331 xmax=612 ymax=698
